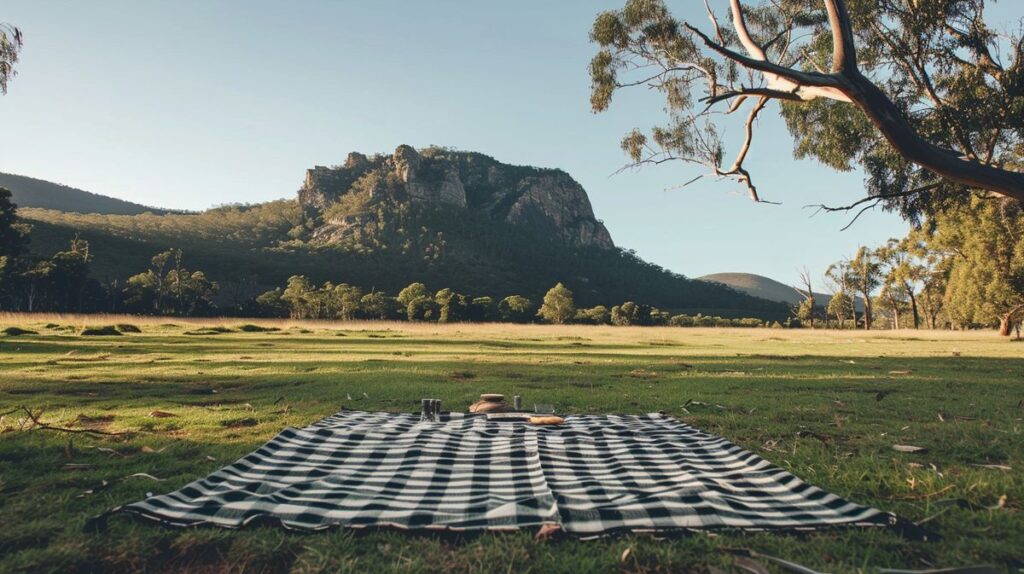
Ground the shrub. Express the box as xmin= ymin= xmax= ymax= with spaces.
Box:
xmin=1 ymin=327 xmax=37 ymax=336
xmin=669 ymin=314 xmax=694 ymax=327
xmin=184 ymin=326 xmax=233 ymax=335
xmin=236 ymin=324 xmax=280 ymax=332
xmin=80 ymin=326 xmax=122 ymax=336
xmin=115 ymin=324 xmax=142 ymax=333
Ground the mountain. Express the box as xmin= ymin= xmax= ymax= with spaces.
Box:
xmin=0 ymin=172 xmax=170 ymax=215
xmin=11 ymin=147 xmax=790 ymax=319
xmin=699 ymin=272 xmax=859 ymax=310
xmin=300 ymin=146 xmax=613 ymax=249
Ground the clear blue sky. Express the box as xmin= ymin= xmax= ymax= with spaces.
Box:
xmin=8 ymin=1 xmax=1007 ymax=288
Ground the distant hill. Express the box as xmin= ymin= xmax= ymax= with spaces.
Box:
xmin=699 ymin=272 xmax=837 ymax=308
xmin=8 ymin=148 xmax=791 ymax=320
xmin=0 ymin=172 xmax=170 ymax=215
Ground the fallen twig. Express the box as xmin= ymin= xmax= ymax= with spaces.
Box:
xmin=4 ymin=406 xmax=129 ymax=436
xmin=127 ymin=473 xmax=166 ymax=482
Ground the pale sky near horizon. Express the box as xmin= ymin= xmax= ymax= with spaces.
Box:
xmin=2 ymin=2 xmax=1018 ymax=287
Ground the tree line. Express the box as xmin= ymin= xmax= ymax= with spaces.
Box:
xmin=793 ymin=197 xmax=1023 ymax=337
xmin=1 ymin=188 xmax=217 ymax=314
xmin=250 ymin=279 xmax=768 ymax=327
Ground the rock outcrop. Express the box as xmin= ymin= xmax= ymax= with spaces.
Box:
xmin=298 ymin=145 xmax=613 ymax=249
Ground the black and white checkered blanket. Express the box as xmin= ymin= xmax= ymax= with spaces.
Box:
xmin=118 ymin=410 xmax=893 ymax=535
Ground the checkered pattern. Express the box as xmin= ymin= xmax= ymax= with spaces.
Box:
xmin=538 ymin=414 xmax=890 ymax=534
xmin=118 ymin=410 xmax=892 ymax=534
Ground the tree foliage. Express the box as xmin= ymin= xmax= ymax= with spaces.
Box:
xmin=590 ymin=0 xmax=1024 ymax=217
xmin=0 ymin=24 xmax=22 ymax=95
xmin=497 ymin=295 xmax=534 ymax=323
xmin=821 ymin=197 xmax=1023 ymax=334
xmin=538 ymin=283 xmax=576 ymax=324
xmin=124 ymin=249 xmax=218 ymax=315
xmin=0 ymin=188 xmax=31 ymax=305
xmin=931 ymin=197 xmax=1024 ymax=332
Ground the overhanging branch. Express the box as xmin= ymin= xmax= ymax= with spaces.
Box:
xmin=701 ymin=87 xmax=804 ymax=109
xmin=684 ymin=21 xmax=853 ymax=102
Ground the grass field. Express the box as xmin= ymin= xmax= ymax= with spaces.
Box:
xmin=0 ymin=314 xmax=1021 ymax=573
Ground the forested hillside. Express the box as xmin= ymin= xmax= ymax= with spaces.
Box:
xmin=0 ymin=172 xmax=169 ymax=215
xmin=21 ymin=201 xmax=787 ymax=318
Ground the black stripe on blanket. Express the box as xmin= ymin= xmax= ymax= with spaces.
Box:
xmin=117 ymin=411 xmax=895 ymax=535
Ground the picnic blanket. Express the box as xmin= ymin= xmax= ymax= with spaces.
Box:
xmin=117 ymin=410 xmax=895 ymax=535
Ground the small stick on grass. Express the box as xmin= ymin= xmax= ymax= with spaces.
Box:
xmin=2 ymin=406 xmax=130 ymax=436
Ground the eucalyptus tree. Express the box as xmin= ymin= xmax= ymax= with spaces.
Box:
xmin=826 ymin=290 xmax=854 ymax=327
xmin=876 ymin=239 xmax=909 ymax=328
xmin=589 ymin=0 xmax=1023 ymax=217
xmin=497 ymin=295 xmax=534 ymax=323
xmin=330 ymin=283 xmax=364 ymax=320
xmin=929 ymin=197 xmax=1024 ymax=334
xmin=824 ymin=259 xmax=855 ymax=326
xmin=1 ymin=24 xmax=22 ymax=95
xmin=538 ymin=283 xmax=576 ymax=325
xmin=903 ymin=233 xmax=948 ymax=329
xmin=794 ymin=268 xmax=816 ymax=327
xmin=281 ymin=275 xmax=317 ymax=319
xmin=850 ymin=246 xmax=881 ymax=329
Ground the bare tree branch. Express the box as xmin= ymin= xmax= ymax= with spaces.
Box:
xmin=701 ymin=87 xmax=804 ymax=109
xmin=729 ymin=0 xmax=769 ymax=61
xmin=2 ymin=406 xmax=131 ymax=436
xmin=823 ymin=0 xmax=857 ymax=72
xmin=715 ymin=96 xmax=778 ymax=203
xmin=805 ymin=183 xmax=942 ymax=215
xmin=684 ymin=21 xmax=853 ymax=102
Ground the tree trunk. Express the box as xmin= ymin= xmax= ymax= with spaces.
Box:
xmin=861 ymin=294 xmax=872 ymax=330
xmin=887 ymin=292 xmax=900 ymax=330
xmin=998 ymin=305 xmax=1024 ymax=336
xmin=905 ymin=286 xmax=920 ymax=329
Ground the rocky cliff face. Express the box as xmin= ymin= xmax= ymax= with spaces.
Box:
xmin=298 ymin=145 xmax=613 ymax=249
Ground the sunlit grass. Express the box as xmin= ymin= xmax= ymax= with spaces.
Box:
xmin=0 ymin=316 xmax=1021 ymax=573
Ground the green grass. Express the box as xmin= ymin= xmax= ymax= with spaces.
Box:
xmin=0 ymin=317 xmax=1021 ymax=573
